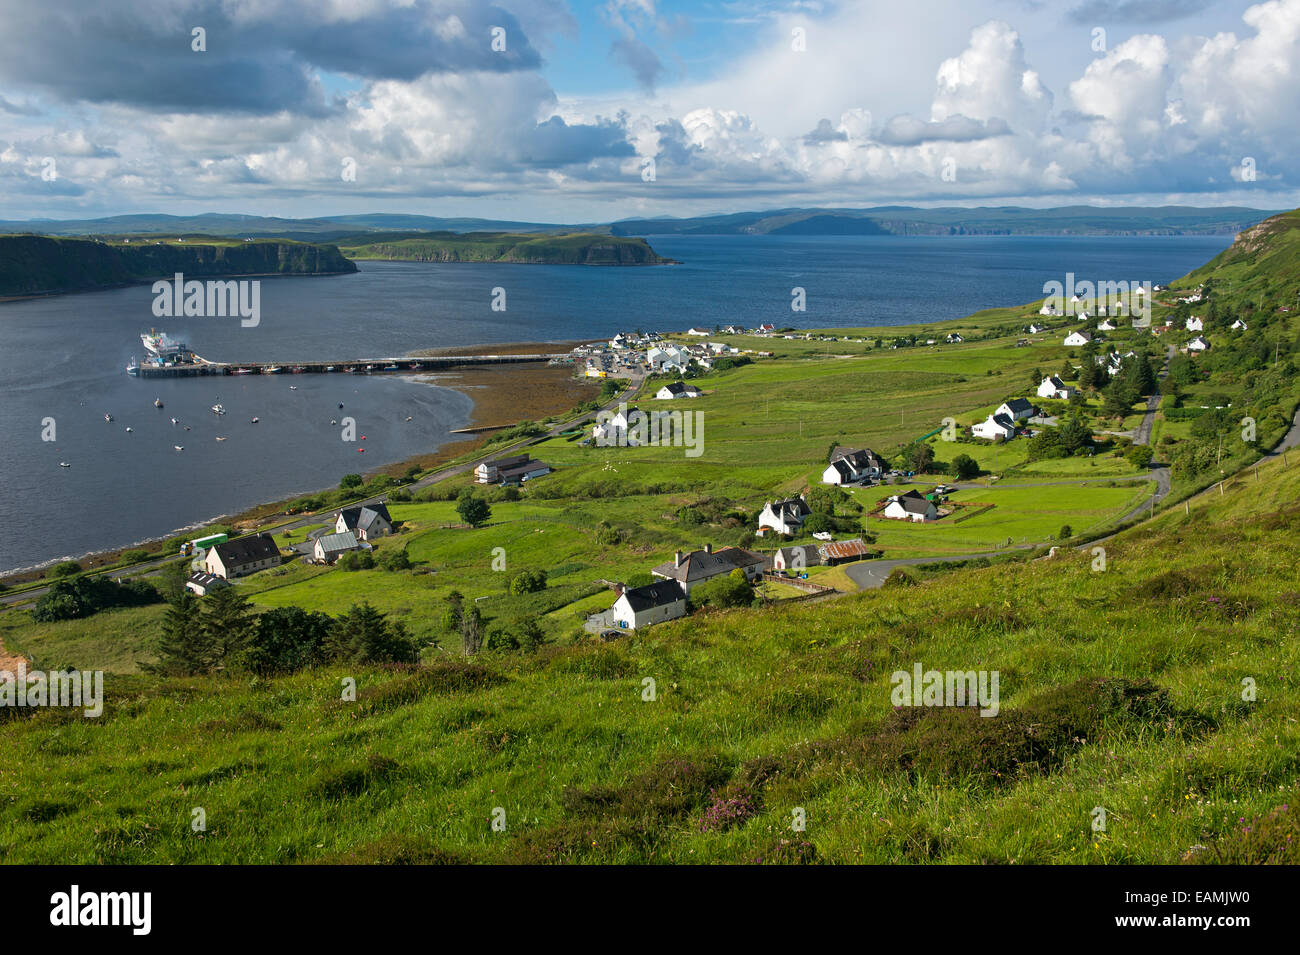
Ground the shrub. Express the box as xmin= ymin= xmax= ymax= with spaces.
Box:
xmin=48 ymin=561 xmax=82 ymax=578
xmin=690 ymin=569 xmax=752 ymax=609
xmin=509 ymin=569 xmax=548 ymax=595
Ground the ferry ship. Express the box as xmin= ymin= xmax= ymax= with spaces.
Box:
xmin=141 ymin=329 xmax=193 ymax=362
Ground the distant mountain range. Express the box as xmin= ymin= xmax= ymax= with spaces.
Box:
xmin=0 ymin=205 xmax=1279 ymax=240
xmin=608 ymin=205 xmax=1280 ymax=237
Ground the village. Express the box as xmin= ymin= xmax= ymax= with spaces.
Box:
xmin=161 ymin=274 xmax=1258 ymax=652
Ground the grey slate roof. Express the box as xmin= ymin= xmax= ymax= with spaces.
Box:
xmin=211 ymin=534 xmax=280 ymax=567
xmin=620 ymin=580 xmax=686 ymax=612
xmin=651 ymin=549 xmax=735 ymax=584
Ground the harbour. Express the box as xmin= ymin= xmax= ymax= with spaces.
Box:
xmin=128 ymin=330 xmax=562 ymax=378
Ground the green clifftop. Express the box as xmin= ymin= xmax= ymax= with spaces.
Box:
xmin=0 ymin=234 xmax=357 ymax=297
xmin=338 ymin=231 xmax=677 ymax=265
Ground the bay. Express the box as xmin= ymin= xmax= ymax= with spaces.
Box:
xmin=0 ymin=233 xmax=1230 ymax=573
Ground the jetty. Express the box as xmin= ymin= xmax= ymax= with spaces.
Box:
xmin=128 ymin=353 xmax=564 ymax=379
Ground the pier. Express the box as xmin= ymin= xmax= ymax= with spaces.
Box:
xmin=130 ymin=353 xmax=565 ymax=379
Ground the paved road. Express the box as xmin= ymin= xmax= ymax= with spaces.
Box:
xmin=0 ymin=372 xmax=645 ymax=608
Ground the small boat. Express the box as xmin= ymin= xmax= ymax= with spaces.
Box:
xmin=384 ymin=363 xmax=400 ymax=371
xmin=344 ymin=366 xmax=356 ymax=374
xmin=292 ymin=366 xmax=305 ymax=374
xmin=231 ymin=367 xmax=253 ymax=375
xmin=171 ymin=417 xmax=179 ymax=425
xmin=288 ymin=385 xmax=298 ymax=391
xmin=59 ymin=462 xmax=70 ymax=468
xmin=325 ymin=366 xmax=335 ymax=372
xmin=174 ymin=445 xmax=184 ymax=451
xmin=125 ymin=427 xmax=133 ymax=433
xmin=409 ymin=363 xmax=423 ymax=371
xmin=330 ymin=419 xmax=337 ymax=426
xmin=104 ymin=413 xmax=114 ymax=422
xmin=216 ymin=436 xmax=227 ymax=441
xmin=154 ymin=398 xmax=164 ymax=408
xmin=404 ymin=416 xmax=412 ymax=422
xmin=338 ymin=403 xmax=344 ymax=409
xmin=184 ymin=426 xmax=191 ymax=431
xmin=357 ymin=448 xmax=365 ymax=453
xmin=211 ymin=404 xmax=226 ymax=415
xmin=251 ymin=417 xmax=260 ymax=424
xmin=265 ymin=366 xmax=283 ymax=374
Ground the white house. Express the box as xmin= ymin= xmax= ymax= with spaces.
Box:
xmin=1037 ymin=304 xmax=1056 ymax=316
xmin=822 ymin=447 xmax=885 ymax=486
xmin=773 ymin=545 xmax=821 ymax=572
xmin=1037 ymin=376 xmax=1074 ymax=400
xmin=1064 ymin=330 xmax=1093 ymax=347
xmin=1231 ymin=319 xmax=1249 ymax=330
xmin=205 ymin=534 xmax=281 ymax=579
xmin=757 ymin=496 xmax=811 ymax=537
xmin=1186 ymin=316 xmax=1204 ymax=331
xmin=995 ymin=398 xmax=1037 ymax=423
xmin=883 ymin=490 xmax=938 ymax=523
xmin=1028 ymin=323 xmax=1047 ymax=334
xmin=1188 ymin=336 xmax=1211 ymax=352
xmin=946 ymin=333 xmax=964 ymax=343
xmin=686 ymin=327 xmax=710 ymax=336
xmin=972 ymin=413 xmax=1017 ymax=441
xmin=335 ymin=503 xmax=393 ymax=540
xmin=1097 ymin=319 xmax=1117 ymax=331
xmin=610 ymin=580 xmax=687 ymax=629
xmin=655 ymin=381 xmax=701 ymax=400
xmin=313 ymin=530 xmax=362 ymax=564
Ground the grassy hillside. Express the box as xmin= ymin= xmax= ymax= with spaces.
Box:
xmin=1181 ymin=209 xmax=1300 ymax=311
xmin=1 ymin=453 xmax=1297 ymax=864
xmin=0 ymin=234 xmax=357 ymax=297
xmin=337 ymin=231 xmax=676 ymax=265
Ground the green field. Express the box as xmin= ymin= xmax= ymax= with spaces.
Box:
xmin=2 ymin=454 xmax=1297 ymax=864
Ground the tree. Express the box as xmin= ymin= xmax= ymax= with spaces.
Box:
xmin=1058 ymin=525 xmax=1073 ymax=539
xmin=456 ymin=493 xmax=491 ymax=528
xmin=486 ymin=615 xmax=546 ymax=652
xmin=147 ymin=592 xmax=211 ymax=675
xmin=202 ymin=585 xmax=256 ymax=668
xmin=339 ymin=473 xmax=363 ymax=491
xmin=1126 ymin=445 xmax=1154 ymax=468
xmin=951 ymin=453 xmax=980 ymax=481
xmin=1102 ymin=382 xmax=1133 ymax=420
xmin=238 ymin=606 xmax=333 ymax=675
xmin=690 ymin=569 xmax=753 ymax=609
xmin=802 ymin=511 xmax=834 ymax=535
xmin=899 ymin=441 xmax=935 ymax=473
xmin=509 ymin=569 xmax=547 ymax=594
xmin=377 ymin=546 xmax=411 ymax=572
xmin=327 ymin=602 xmax=418 ymax=664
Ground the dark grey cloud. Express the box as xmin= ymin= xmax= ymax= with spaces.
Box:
xmin=804 ymin=119 xmax=848 ymax=144
xmin=0 ymin=0 xmax=545 ymax=115
xmin=518 ymin=115 xmax=636 ymax=167
xmin=1068 ymin=0 xmax=1214 ymax=24
xmin=610 ymin=34 xmax=665 ymax=91
xmin=876 ymin=114 xmax=1012 ymax=145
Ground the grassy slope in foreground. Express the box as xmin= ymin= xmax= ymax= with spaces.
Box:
xmin=0 ymin=234 xmax=357 ymax=297
xmin=337 ymin=230 xmax=677 ymax=265
xmin=1 ymin=454 xmax=1297 ymax=864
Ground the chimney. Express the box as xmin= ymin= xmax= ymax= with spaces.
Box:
xmin=704 ymin=543 xmax=712 ymax=554
xmin=674 ymin=550 xmax=683 ymax=568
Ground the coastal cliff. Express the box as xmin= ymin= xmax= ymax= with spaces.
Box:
xmin=338 ymin=231 xmax=677 ymax=265
xmin=0 ymin=234 xmax=357 ymax=297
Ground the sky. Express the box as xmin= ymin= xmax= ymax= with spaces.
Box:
xmin=0 ymin=0 xmax=1297 ymax=222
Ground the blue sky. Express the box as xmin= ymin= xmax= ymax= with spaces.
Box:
xmin=0 ymin=0 xmax=1296 ymax=222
